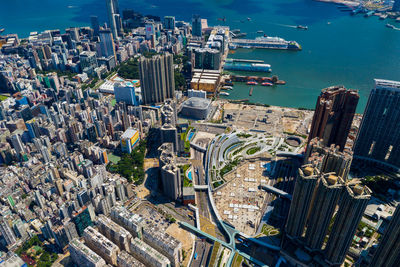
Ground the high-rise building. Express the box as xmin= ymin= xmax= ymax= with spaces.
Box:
xmin=308 ymin=86 xmax=359 ymax=151
xmin=69 ymin=238 xmax=106 ymax=267
xmin=354 ymin=79 xmax=400 ymax=170
xmin=79 ymin=51 xmax=98 ymax=72
xmin=304 ymin=173 xmax=344 ymax=251
xmin=158 ymin=143 xmax=182 ymax=201
xmin=194 ymin=48 xmax=221 ymax=70
xmin=305 ymin=137 xmax=353 ymax=180
xmin=83 ymin=226 xmax=120 ymax=266
xmin=99 ymin=29 xmax=116 ymax=59
xmin=324 ymin=184 xmax=371 ymax=265
xmin=369 ymin=205 xmax=400 ymax=267
xmin=285 ymin=165 xmax=319 ymax=239
xmin=0 ymin=217 xmax=17 ymax=246
xmin=114 ymin=83 xmax=138 ymax=106
xmin=26 ymin=118 xmax=41 ymax=140
xmin=192 ymin=15 xmax=202 ymax=37
xmin=72 ymin=205 xmax=93 ymax=236
xmin=139 ymin=53 xmax=175 ymax=104
xmin=96 ymin=214 xmax=132 ymax=252
xmin=106 ymin=0 xmax=121 ymax=39
xmin=392 ymin=0 xmax=400 ymax=11
xmin=129 ymin=237 xmax=171 ymax=267
xmin=90 ymin=16 xmax=100 ymax=36
xmin=164 ymin=16 xmax=176 ymax=30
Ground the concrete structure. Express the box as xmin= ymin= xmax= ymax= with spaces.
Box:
xmin=304 ymin=173 xmax=344 ymax=251
xmin=160 ymin=124 xmax=179 ymax=152
xmin=114 ymin=82 xmax=138 ymax=106
xmin=369 ymin=205 xmax=400 ymax=267
xmin=69 ymin=238 xmax=106 ymax=267
xmin=187 ymin=89 xmax=206 ymax=99
xmin=308 ymin=86 xmax=359 ymax=151
xmin=83 ymin=226 xmax=120 ymax=266
xmin=192 ymin=15 xmax=202 ymax=37
xmin=160 ymin=99 xmax=177 ymax=126
xmin=106 ymin=0 xmax=121 ymax=39
xmin=180 ymin=97 xmax=211 ymax=120
xmin=142 ymin=223 xmax=182 ymax=267
xmin=354 ymin=79 xmax=400 ymax=170
xmin=0 ymin=217 xmax=17 ymax=246
xmin=139 ymin=53 xmax=175 ymax=104
xmin=194 ymin=48 xmax=221 ymax=70
xmin=79 ymin=51 xmax=98 ymax=73
xmin=285 ymin=165 xmax=319 ymax=239
xmin=324 ymin=184 xmax=371 ymax=266
xmin=190 ymin=69 xmax=220 ymax=93
xmin=305 ymin=137 xmax=353 ymax=180
xmin=164 ymin=16 xmax=176 ymax=30
xmin=159 ymin=143 xmax=181 ymax=201
xmin=120 ymin=128 xmax=139 ymax=153
xmin=0 ymin=253 xmax=26 ymax=267
xmin=96 ymin=214 xmax=132 ymax=252
xmin=129 ymin=237 xmax=171 ymax=267
xmin=117 ymin=250 xmax=145 ymax=267
xmin=110 ymin=206 xmax=144 ymax=238
xmin=99 ymin=29 xmax=116 ymax=59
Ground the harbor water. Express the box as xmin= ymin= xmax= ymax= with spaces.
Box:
xmin=1 ymin=0 xmax=400 ymax=112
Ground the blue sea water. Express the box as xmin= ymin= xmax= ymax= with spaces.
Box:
xmin=1 ymin=0 xmax=399 ymax=112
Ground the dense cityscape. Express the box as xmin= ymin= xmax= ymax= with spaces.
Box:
xmin=0 ymin=0 xmax=399 ymax=267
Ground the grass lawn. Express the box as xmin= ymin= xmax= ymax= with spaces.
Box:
xmin=107 ymin=153 xmax=121 ymax=164
xmin=232 ymin=253 xmax=243 ymax=267
xmin=246 ymin=146 xmax=261 ymax=155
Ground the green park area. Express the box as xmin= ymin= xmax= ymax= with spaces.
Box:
xmin=259 ymin=224 xmax=280 ymax=237
xmin=16 ymin=236 xmax=58 ymax=267
xmin=107 ymin=140 xmax=146 ymax=185
xmin=0 ymin=95 xmax=9 ymax=101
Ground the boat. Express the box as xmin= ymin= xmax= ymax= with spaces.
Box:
xmin=275 ymin=80 xmax=286 ymax=85
xmin=246 ymin=81 xmax=258 ymax=85
xmin=386 ymin=23 xmax=395 ymax=29
xmin=296 ymin=25 xmax=308 ymax=30
xmin=220 ymin=92 xmax=230 ymax=96
xmin=232 ymin=29 xmax=241 ymax=34
xmin=222 ymin=86 xmax=233 ymax=90
xmin=364 ymin=11 xmax=374 ymax=17
xmin=224 ymin=60 xmax=272 ymax=73
xmin=231 ymin=36 xmax=302 ymax=50
xmin=379 ymin=14 xmax=388 ymax=20
xmin=249 ymin=87 xmax=253 ymax=96
xmin=257 ymin=30 xmax=264 ymax=34
xmin=218 ymin=16 xmax=226 ymax=22
xmin=235 ymin=33 xmax=247 ymax=38
xmin=396 ymin=17 xmax=400 ymax=22
xmin=247 ymin=17 xmax=251 ymax=21
xmin=262 ymin=82 xmax=273 ymax=86
xmin=0 ymin=28 xmax=4 ymax=34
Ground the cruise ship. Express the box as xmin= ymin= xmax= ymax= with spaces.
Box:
xmin=224 ymin=59 xmax=272 ymax=72
xmin=230 ymin=36 xmax=301 ymax=50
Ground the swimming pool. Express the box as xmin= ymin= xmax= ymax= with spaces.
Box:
xmin=187 ymin=170 xmax=193 ymax=181
xmin=188 ymin=131 xmax=195 ymax=141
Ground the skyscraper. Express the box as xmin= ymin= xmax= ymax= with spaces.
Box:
xmin=164 ymin=16 xmax=176 ymax=30
xmin=192 ymin=15 xmax=202 ymax=37
xmin=308 ymin=86 xmax=359 ymax=151
xmin=158 ymin=143 xmax=182 ymax=201
xmin=369 ymin=205 xmax=400 ymax=267
xmin=354 ymin=79 xmax=400 ymax=170
xmin=139 ymin=53 xmax=175 ymax=104
xmin=99 ymin=29 xmax=116 ymax=59
xmin=304 ymin=173 xmax=344 ymax=251
xmin=285 ymin=165 xmax=319 ymax=239
xmin=324 ymin=184 xmax=371 ymax=265
xmin=90 ymin=16 xmax=100 ymax=36
xmin=106 ymin=0 xmax=121 ymax=39
xmin=0 ymin=217 xmax=17 ymax=246
xmin=305 ymin=137 xmax=353 ymax=180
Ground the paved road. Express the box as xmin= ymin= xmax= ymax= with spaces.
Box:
xmin=190 ymin=239 xmax=212 ymax=267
